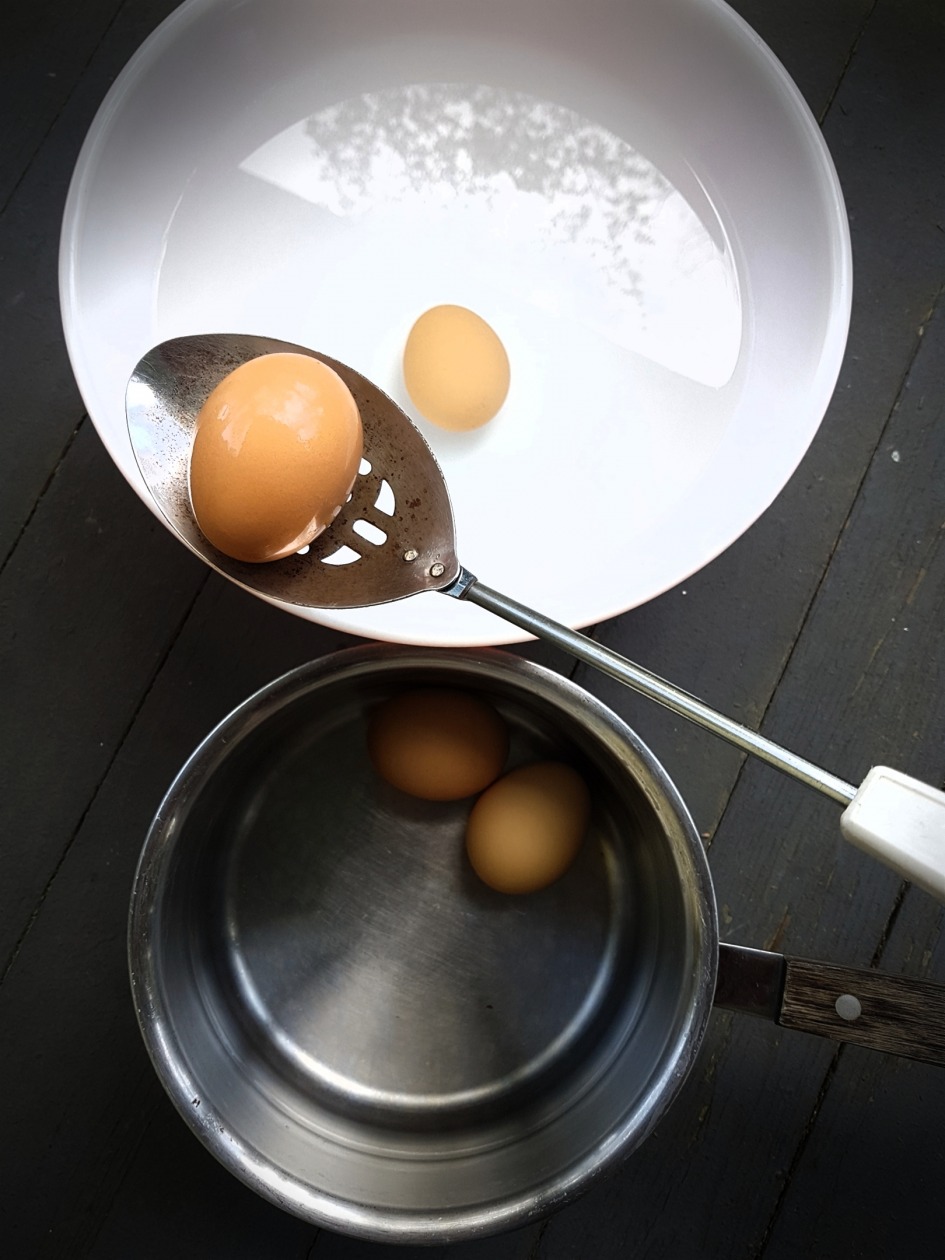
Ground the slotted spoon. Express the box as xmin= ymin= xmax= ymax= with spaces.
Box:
xmin=127 ymin=333 xmax=945 ymax=901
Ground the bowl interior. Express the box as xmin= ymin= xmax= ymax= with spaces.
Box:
xmin=131 ymin=650 xmax=716 ymax=1241
xmin=63 ymin=0 xmax=850 ymax=645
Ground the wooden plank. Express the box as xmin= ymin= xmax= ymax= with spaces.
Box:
xmin=0 ymin=0 xmax=123 ymax=208
xmin=732 ymin=0 xmax=874 ymax=119
xmin=0 ymin=0 xmax=180 ymax=565
xmin=81 ymin=1084 xmax=318 ymax=1260
xmin=761 ymin=890 xmax=945 ymax=1258
xmin=537 ymin=53 xmax=945 ymax=1255
xmin=308 ymin=1224 xmax=539 ymax=1260
xmin=0 ymin=423 xmax=206 ymax=972
xmin=0 ymin=572 xmax=356 ymax=1257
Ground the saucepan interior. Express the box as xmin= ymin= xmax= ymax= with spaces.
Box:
xmin=129 ymin=645 xmax=717 ymax=1243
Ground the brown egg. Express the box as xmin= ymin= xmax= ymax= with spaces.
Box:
xmin=189 ymin=352 xmax=363 ymax=563
xmin=403 ymin=304 xmax=510 ymax=431
xmin=465 ymin=762 xmax=590 ymax=894
xmin=367 ymin=689 xmax=509 ymax=801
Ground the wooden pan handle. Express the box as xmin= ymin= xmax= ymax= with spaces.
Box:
xmin=779 ymin=958 xmax=945 ymax=1066
xmin=715 ymin=944 xmax=945 ymax=1066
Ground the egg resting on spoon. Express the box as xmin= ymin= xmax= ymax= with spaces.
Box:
xmin=189 ymin=352 xmax=363 ymax=563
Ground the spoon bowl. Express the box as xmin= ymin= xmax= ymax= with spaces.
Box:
xmin=126 ymin=333 xmax=459 ymax=609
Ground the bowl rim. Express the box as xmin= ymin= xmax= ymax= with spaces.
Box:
xmin=61 ymin=0 xmax=852 ymax=648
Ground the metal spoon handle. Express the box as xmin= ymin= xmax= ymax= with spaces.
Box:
xmin=451 ymin=572 xmax=856 ymax=807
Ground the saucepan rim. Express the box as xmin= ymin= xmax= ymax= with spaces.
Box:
xmin=128 ymin=644 xmax=719 ymax=1242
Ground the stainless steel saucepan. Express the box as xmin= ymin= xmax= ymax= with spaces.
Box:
xmin=129 ymin=646 xmax=945 ymax=1245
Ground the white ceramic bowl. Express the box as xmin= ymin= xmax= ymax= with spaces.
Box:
xmin=60 ymin=0 xmax=850 ymax=646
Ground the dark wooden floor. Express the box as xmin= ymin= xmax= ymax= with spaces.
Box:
xmin=2 ymin=1 xmax=944 ymax=1256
